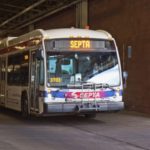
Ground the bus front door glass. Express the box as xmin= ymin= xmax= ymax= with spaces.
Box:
xmin=30 ymin=51 xmax=39 ymax=112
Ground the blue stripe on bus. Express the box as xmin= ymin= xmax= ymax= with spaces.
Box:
xmin=50 ymin=91 xmax=65 ymax=98
xmin=39 ymin=90 xmax=123 ymax=98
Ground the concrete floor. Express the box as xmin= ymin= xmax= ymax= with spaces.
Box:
xmin=0 ymin=109 xmax=150 ymax=150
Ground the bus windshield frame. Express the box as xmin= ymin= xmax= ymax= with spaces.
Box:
xmin=44 ymin=39 xmax=121 ymax=88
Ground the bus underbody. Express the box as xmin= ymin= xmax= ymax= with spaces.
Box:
xmin=42 ymin=101 xmax=124 ymax=116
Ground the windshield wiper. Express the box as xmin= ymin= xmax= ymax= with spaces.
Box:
xmin=67 ymin=82 xmax=116 ymax=90
xmin=80 ymin=82 xmax=116 ymax=90
xmin=96 ymin=83 xmax=116 ymax=91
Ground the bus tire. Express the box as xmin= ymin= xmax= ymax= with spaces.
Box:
xmin=21 ymin=92 xmax=29 ymax=118
xmin=84 ymin=113 xmax=96 ymax=119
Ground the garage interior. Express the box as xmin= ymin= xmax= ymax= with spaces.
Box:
xmin=0 ymin=0 xmax=150 ymax=114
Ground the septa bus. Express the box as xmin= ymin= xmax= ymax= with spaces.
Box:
xmin=0 ymin=28 xmax=124 ymax=118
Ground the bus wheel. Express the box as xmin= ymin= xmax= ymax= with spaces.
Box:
xmin=84 ymin=113 xmax=96 ymax=119
xmin=21 ymin=93 xmax=29 ymax=118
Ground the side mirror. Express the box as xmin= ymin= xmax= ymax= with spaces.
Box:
xmin=36 ymin=49 xmax=44 ymax=60
xmin=123 ymin=71 xmax=128 ymax=79
xmin=127 ymin=46 xmax=132 ymax=59
xmin=123 ymin=71 xmax=128 ymax=88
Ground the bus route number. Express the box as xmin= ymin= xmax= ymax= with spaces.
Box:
xmin=50 ymin=77 xmax=62 ymax=83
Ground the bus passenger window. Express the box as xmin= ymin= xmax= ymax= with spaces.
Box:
xmin=7 ymin=56 xmax=12 ymax=84
xmin=20 ymin=65 xmax=29 ymax=85
xmin=8 ymin=54 xmax=21 ymax=85
xmin=39 ymin=60 xmax=44 ymax=85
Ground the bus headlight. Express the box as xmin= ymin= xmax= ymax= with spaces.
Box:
xmin=47 ymin=94 xmax=52 ymax=99
xmin=115 ymin=91 xmax=120 ymax=97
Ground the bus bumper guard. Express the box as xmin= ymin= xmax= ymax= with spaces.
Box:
xmin=44 ymin=101 xmax=124 ymax=114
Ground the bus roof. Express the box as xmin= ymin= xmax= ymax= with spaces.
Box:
xmin=0 ymin=37 xmax=16 ymax=50
xmin=0 ymin=28 xmax=113 ymax=49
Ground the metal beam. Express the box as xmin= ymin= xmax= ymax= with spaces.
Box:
xmin=12 ymin=0 xmax=82 ymax=30
xmin=0 ymin=3 xmax=42 ymax=13
xmin=0 ymin=0 xmax=47 ymax=28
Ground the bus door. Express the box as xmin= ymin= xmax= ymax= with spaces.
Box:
xmin=30 ymin=51 xmax=39 ymax=112
xmin=0 ymin=57 xmax=6 ymax=106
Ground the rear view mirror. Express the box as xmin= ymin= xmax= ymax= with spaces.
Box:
xmin=123 ymin=71 xmax=128 ymax=88
xmin=123 ymin=71 xmax=128 ymax=79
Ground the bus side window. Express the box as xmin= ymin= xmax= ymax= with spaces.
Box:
xmin=7 ymin=56 xmax=15 ymax=85
xmin=39 ymin=60 xmax=44 ymax=85
xmin=1 ymin=59 xmax=6 ymax=81
xmin=8 ymin=54 xmax=21 ymax=85
xmin=7 ymin=53 xmax=29 ymax=86
xmin=20 ymin=65 xmax=29 ymax=85
xmin=21 ymin=52 xmax=29 ymax=86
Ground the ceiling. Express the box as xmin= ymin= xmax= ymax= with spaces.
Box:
xmin=0 ymin=0 xmax=80 ymax=38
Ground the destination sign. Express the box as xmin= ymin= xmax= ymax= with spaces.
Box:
xmin=70 ymin=40 xmax=91 ymax=49
xmin=45 ymin=39 xmax=116 ymax=51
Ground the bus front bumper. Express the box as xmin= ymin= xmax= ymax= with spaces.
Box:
xmin=43 ymin=101 xmax=124 ymax=114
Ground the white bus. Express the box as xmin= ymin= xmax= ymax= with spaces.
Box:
xmin=0 ymin=28 xmax=124 ymax=118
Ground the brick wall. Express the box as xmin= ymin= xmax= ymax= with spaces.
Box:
xmin=89 ymin=0 xmax=150 ymax=113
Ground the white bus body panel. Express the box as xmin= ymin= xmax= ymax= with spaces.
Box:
xmin=0 ymin=28 xmax=124 ymax=116
xmin=6 ymin=86 xmax=28 ymax=111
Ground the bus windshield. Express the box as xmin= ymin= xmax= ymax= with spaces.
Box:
xmin=46 ymin=51 xmax=120 ymax=87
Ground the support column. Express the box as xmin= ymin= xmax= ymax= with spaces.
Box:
xmin=76 ymin=0 xmax=88 ymax=28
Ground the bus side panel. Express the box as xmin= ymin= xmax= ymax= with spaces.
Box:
xmin=6 ymin=86 xmax=22 ymax=111
xmin=5 ymin=86 xmax=29 ymax=111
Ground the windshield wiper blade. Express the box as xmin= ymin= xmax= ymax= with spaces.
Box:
xmin=97 ymin=83 xmax=115 ymax=90
xmin=67 ymin=82 xmax=116 ymax=90
xmin=67 ymin=82 xmax=97 ymax=89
